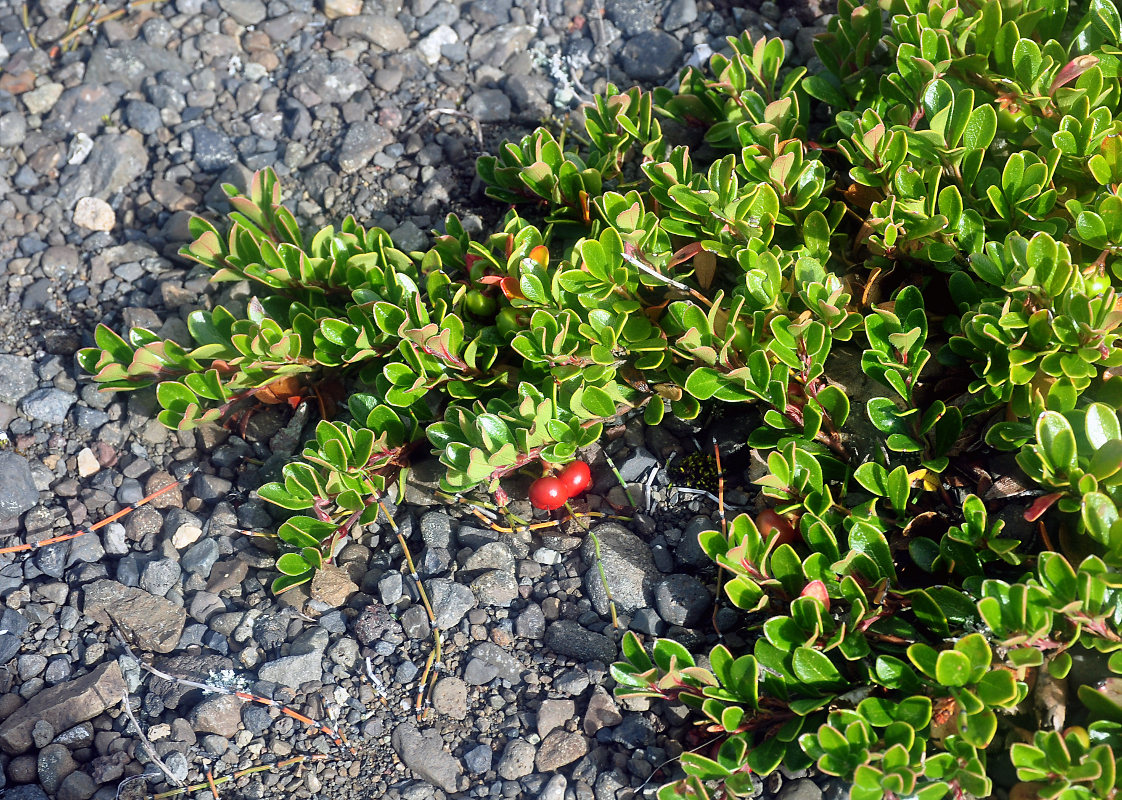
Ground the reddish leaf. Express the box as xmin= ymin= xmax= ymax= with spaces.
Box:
xmin=1024 ymin=492 xmax=1064 ymax=522
xmin=1049 ymin=55 xmax=1099 ymax=96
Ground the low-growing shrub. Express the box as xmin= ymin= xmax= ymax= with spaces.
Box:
xmin=81 ymin=0 xmax=1122 ymax=797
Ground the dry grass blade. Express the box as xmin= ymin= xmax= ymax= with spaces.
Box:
xmin=120 ymin=691 xmax=184 ymax=788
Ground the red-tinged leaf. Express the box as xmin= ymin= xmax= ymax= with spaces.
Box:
xmin=694 ymin=250 xmax=717 ymax=290
xmin=499 ymin=276 xmax=524 ymax=300
xmin=1050 ymin=55 xmax=1099 ymax=95
xmin=529 ymin=244 xmax=550 ymax=267
xmin=668 ymin=242 xmax=706 ymax=269
xmin=801 ymin=579 xmax=830 ymax=610
xmin=1024 ymin=491 xmax=1064 ymax=522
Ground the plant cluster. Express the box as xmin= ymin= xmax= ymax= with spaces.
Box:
xmin=80 ymin=0 xmax=1122 ymax=797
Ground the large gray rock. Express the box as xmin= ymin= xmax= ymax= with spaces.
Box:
xmin=544 ymin=620 xmax=617 ymax=664
xmin=82 ymin=581 xmax=186 ymax=654
xmin=655 ymin=574 xmax=711 ymax=627
xmin=84 ymin=41 xmax=188 ymax=91
xmin=391 ymin=722 xmax=464 ymax=792
xmin=0 ymin=452 xmax=38 ymax=522
xmin=59 ymin=133 xmax=148 ymax=205
xmin=0 ymin=662 xmax=126 ymax=754
xmin=579 ymin=523 xmax=660 ymax=615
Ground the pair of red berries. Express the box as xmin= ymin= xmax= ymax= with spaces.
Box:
xmin=528 ymin=461 xmax=592 ymax=511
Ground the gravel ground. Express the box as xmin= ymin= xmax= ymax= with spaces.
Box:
xmin=0 ymin=1 xmax=841 ymax=799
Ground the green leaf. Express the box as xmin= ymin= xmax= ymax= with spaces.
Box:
xmin=887 ymin=465 xmax=910 ymax=514
xmin=1036 ymin=411 xmax=1078 ymax=473
xmin=976 ymin=669 xmax=1018 ymax=707
xmin=1083 ymin=492 xmax=1121 ymax=546
xmin=685 ymin=368 xmax=722 ymax=400
xmin=581 ymin=385 xmax=618 ymax=418
xmin=1086 ymin=403 xmax=1122 ymax=449
xmin=853 ymin=462 xmax=889 ymax=496
xmin=791 ymin=647 xmax=844 ymax=689
xmin=653 ymin=638 xmax=696 ymax=671
xmin=935 ymin=650 xmax=972 ymax=687
xmin=257 ymin=482 xmax=313 ymax=510
xmin=276 ymin=552 xmax=312 ymax=576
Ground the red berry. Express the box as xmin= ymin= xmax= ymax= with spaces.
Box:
xmin=756 ymin=509 xmax=800 ymax=546
xmin=558 ymin=461 xmax=592 ymax=498
xmin=529 ymin=477 xmax=568 ymax=511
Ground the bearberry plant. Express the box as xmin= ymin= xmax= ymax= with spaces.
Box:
xmin=81 ymin=0 xmax=1122 ymax=797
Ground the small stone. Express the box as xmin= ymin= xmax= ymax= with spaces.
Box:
xmin=323 ymin=0 xmax=361 ymax=17
xmin=431 ymin=676 xmax=468 ymax=720
xmin=172 ymin=524 xmax=203 ymax=549
xmin=82 ymin=580 xmax=186 ymax=654
xmin=378 ymin=571 xmax=403 ymax=605
xmin=76 ymin=448 xmax=101 ymax=477
xmin=0 ymin=111 xmax=27 ymax=147
xmin=23 ymin=83 xmax=63 ymax=115
xmin=140 ymin=558 xmax=182 ymax=597
xmin=192 ymin=126 xmax=238 ymax=172
xmin=190 ymin=695 xmax=243 ymax=737
xmin=662 ymin=0 xmax=698 ymax=30
xmin=399 ymin=605 xmax=430 ymax=640
xmin=218 ymin=0 xmax=266 ymax=24
xmin=497 ymin=738 xmax=536 ymax=780
xmin=580 ymin=523 xmax=659 ymax=615
xmin=537 ymin=698 xmax=575 ymax=738
xmin=470 ymin=569 xmax=518 ymax=606
xmin=470 ymin=642 xmax=524 ymax=684
xmin=417 ymin=24 xmax=457 ymax=65
xmin=535 ymin=730 xmax=588 ymax=772
xmin=391 ymin=722 xmax=463 ymax=793
xmin=73 ymin=197 xmax=115 ymax=231
xmin=32 ymin=719 xmax=55 ymax=748
xmin=465 ymin=88 xmax=511 ymax=122
xmin=629 ymin=607 xmax=664 ymax=636
xmin=538 ymin=773 xmax=567 ymax=800
xmin=0 ymin=355 xmax=37 ymax=405
xmin=515 ymin=604 xmax=546 ymax=639
xmin=37 ymin=743 xmax=77 ymax=795
xmin=778 ymin=778 xmax=824 ymax=800
xmin=553 ymin=669 xmax=589 ymax=696
xmin=583 ymin=686 xmax=622 ymax=734
xmin=310 ymin=564 xmax=358 ymax=607
xmin=334 ymin=14 xmax=409 ymax=50
xmin=424 ymin=579 xmax=476 ymax=630
xmin=57 ymin=770 xmax=97 ymax=800
xmin=338 ymin=120 xmax=392 ymax=173
xmin=619 ymin=31 xmax=684 ymax=80
xmin=19 ymin=388 xmax=77 ymax=425
xmin=463 ymin=658 xmax=498 ymax=685
xmin=257 ymin=651 xmax=322 ymax=689
xmin=182 ymin=539 xmax=220 ymax=576
xmin=463 ymin=742 xmax=492 ymax=774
